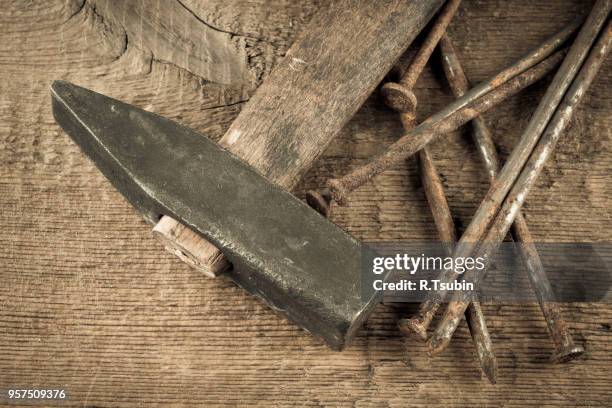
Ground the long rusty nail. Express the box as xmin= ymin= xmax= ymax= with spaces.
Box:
xmin=326 ymin=49 xmax=566 ymax=205
xmin=381 ymin=0 xmax=462 ymax=121
xmin=410 ymin=2 xmax=610 ymax=353
xmin=321 ymin=17 xmax=582 ymax=206
xmin=415 ymin=146 xmax=498 ymax=384
xmin=428 ymin=33 xmax=584 ymax=363
xmin=432 ymin=0 xmax=610 ymax=256
xmin=363 ymin=0 xmax=497 ymax=382
xmin=306 ymin=0 xmax=463 ymax=216
xmin=378 ymin=48 xmax=566 ymax=341
xmin=392 ymin=74 xmax=499 ymax=381
xmin=308 ymin=1 xmax=497 ymax=381
xmin=391 ymin=81 xmax=499 ymax=384
xmin=428 ymin=15 xmax=611 ymax=356
xmin=388 ymin=7 xmax=499 ymax=376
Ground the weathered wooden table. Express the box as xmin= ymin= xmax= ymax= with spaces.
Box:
xmin=1 ymin=1 xmax=610 ymax=406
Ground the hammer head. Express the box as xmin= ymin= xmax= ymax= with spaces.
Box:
xmin=51 ymin=81 xmax=379 ymax=350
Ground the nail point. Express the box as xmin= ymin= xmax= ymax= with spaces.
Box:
xmin=398 ymin=318 xmax=428 ymax=342
xmin=551 ymin=344 xmax=585 ymax=364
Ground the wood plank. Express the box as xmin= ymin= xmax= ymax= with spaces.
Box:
xmin=0 ymin=0 xmax=611 ymax=406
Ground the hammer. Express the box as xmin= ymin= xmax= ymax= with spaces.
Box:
xmin=51 ymin=0 xmax=444 ymax=349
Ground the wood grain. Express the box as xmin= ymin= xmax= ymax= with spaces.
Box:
xmin=1 ymin=0 xmax=611 ymax=406
xmin=87 ymin=0 xmax=254 ymax=86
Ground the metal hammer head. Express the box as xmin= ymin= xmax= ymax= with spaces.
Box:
xmin=51 ymin=81 xmax=379 ymax=350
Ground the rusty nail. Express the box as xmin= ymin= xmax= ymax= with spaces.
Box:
xmin=322 ymin=17 xmax=582 ymax=205
xmin=415 ymin=146 xmax=498 ymax=383
xmin=360 ymin=0 xmax=498 ymax=382
xmin=381 ymin=0 xmax=462 ymax=121
xmin=307 ymin=2 xmax=497 ymax=380
xmin=326 ymin=49 xmax=566 ymax=205
xmin=413 ymin=33 xmax=584 ymax=363
xmin=428 ymin=15 xmax=611 ymax=356
xmin=306 ymin=0 xmax=463 ymax=216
